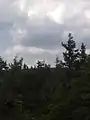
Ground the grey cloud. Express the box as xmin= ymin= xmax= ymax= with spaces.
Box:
xmin=10 ymin=0 xmax=90 ymax=50
xmin=3 ymin=45 xmax=62 ymax=66
xmin=1 ymin=0 xmax=90 ymax=65
xmin=0 ymin=22 xmax=14 ymax=51
xmin=0 ymin=22 xmax=13 ymax=30
xmin=20 ymin=18 xmax=64 ymax=49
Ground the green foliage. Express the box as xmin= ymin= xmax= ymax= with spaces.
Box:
xmin=55 ymin=56 xmax=63 ymax=68
xmin=62 ymin=33 xmax=79 ymax=69
xmin=9 ymin=56 xmax=23 ymax=70
xmin=37 ymin=60 xmax=51 ymax=68
xmin=80 ymin=43 xmax=87 ymax=64
xmin=0 ymin=56 xmax=8 ymax=71
xmin=0 ymin=34 xmax=90 ymax=120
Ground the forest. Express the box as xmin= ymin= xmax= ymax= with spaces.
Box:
xmin=1 ymin=33 xmax=90 ymax=120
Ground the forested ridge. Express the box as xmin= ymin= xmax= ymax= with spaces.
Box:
xmin=1 ymin=33 xmax=90 ymax=120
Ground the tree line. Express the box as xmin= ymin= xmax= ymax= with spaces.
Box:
xmin=0 ymin=33 xmax=90 ymax=120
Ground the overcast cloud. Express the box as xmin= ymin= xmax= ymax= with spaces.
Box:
xmin=0 ymin=0 xmax=90 ymax=65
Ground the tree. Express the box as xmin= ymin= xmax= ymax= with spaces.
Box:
xmin=80 ymin=43 xmax=87 ymax=64
xmin=36 ymin=60 xmax=51 ymax=69
xmin=23 ymin=63 xmax=28 ymax=70
xmin=55 ymin=56 xmax=63 ymax=68
xmin=62 ymin=33 xmax=79 ymax=69
xmin=45 ymin=63 xmax=51 ymax=69
xmin=9 ymin=56 xmax=23 ymax=70
xmin=0 ymin=56 xmax=8 ymax=71
xmin=37 ymin=60 xmax=45 ymax=68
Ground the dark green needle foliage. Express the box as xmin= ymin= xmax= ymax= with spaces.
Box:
xmin=0 ymin=33 xmax=90 ymax=120
xmin=62 ymin=33 xmax=79 ymax=69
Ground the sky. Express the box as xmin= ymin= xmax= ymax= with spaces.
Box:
xmin=0 ymin=0 xmax=90 ymax=65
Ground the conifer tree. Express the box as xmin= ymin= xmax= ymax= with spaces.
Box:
xmin=55 ymin=56 xmax=63 ymax=68
xmin=0 ymin=56 xmax=8 ymax=71
xmin=37 ymin=60 xmax=45 ymax=68
xmin=80 ymin=43 xmax=87 ymax=64
xmin=62 ymin=33 xmax=79 ymax=69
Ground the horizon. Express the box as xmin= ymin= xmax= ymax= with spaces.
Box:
xmin=0 ymin=0 xmax=90 ymax=66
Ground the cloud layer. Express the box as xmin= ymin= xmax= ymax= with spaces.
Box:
xmin=0 ymin=0 xmax=90 ymax=65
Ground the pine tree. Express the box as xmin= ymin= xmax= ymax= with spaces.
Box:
xmin=62 ymin=33 xmax=79 ymax=69
xmin=0 ymin=56 xmax=8 ymax=71
xmin=55 ymin=56 xmax=63 ymax=68
xmin=23 ymin=63 xmax=28 ymax=70
xmin=37 ymin=60 xmax=45 ymax=68
xmin=80 ymin=43 xmax=87 ymax=64
xmin=9 ymin=56 xmax=23 ymax=70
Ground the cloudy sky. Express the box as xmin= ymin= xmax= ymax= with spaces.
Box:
xmin=0 ymin=0 xmax=90 ymax=65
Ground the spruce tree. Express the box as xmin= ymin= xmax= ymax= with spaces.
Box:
xmin=55 ymin=56 xmax=63 ymax=68
xmin=37 ymin=60 xmax=45 ymax=68
xmin=62 ymin=33 xmax=79 ymax=69
xmin=80 ymin=43 xmax=87 ymax=64
xmin=0 ymin=56 xmax=8 ymax=71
